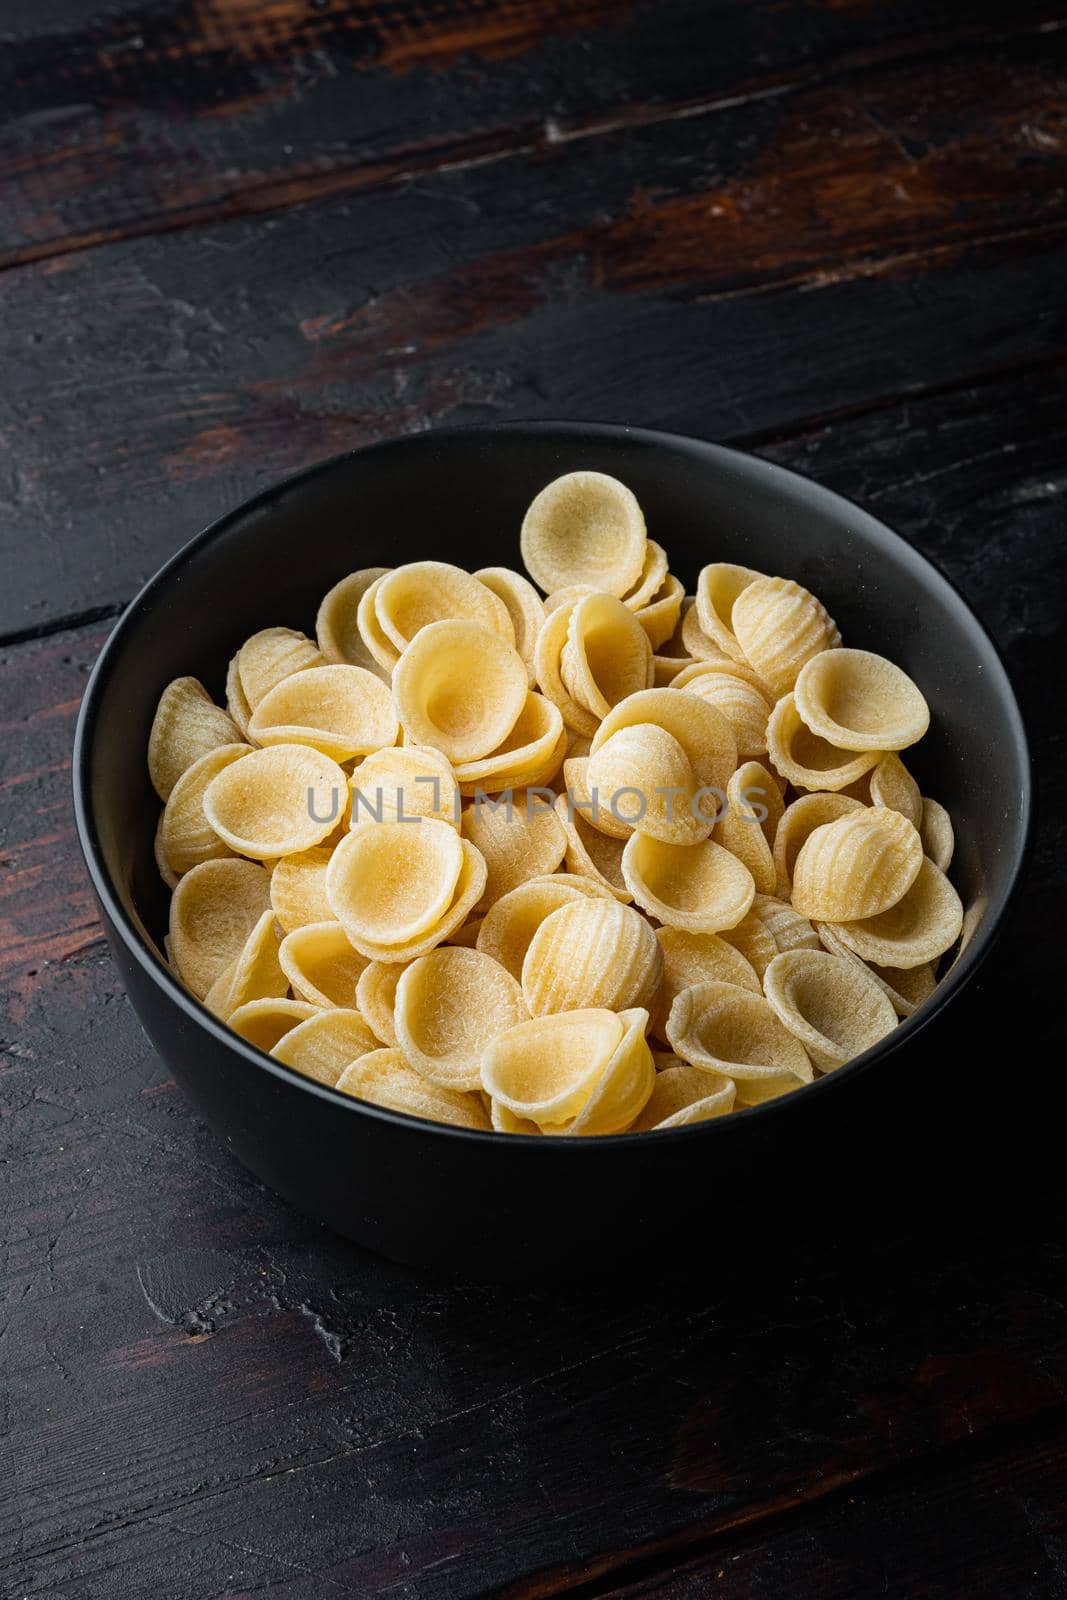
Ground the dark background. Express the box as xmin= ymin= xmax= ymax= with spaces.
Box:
xmin=1 ymin=3 xmax=1065 ymax=1596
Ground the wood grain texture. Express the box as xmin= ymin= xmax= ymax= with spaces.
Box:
xmin=3 ymin=0 xmax=1062 ymax=264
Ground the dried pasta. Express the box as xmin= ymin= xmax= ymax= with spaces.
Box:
xmin=148 ymin=677 xmax=243 ymax=801
xmin=204 ymin=744 xmax=348 ymax=858
xmin=763 ymin=949 xmax=898 ymax=1071
xmin=521 ymin=471 xmax=647 ymax=597
xmin=394 ymin=947 xmax=528 ymax=1091
xmin=316 ymin=567 xmax=391 ymax=676
xmin=521 ymin=898 xmax=662 ymax=1016
xmin=393 ymin=619 xmax=527 ymax=761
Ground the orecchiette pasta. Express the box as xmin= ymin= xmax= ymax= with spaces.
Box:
xmin=149 ymin=473 xmax=962 ymax=1135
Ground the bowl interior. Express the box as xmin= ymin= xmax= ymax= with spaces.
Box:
xmin=79 ymin=423 xmax=1029 ymax=1042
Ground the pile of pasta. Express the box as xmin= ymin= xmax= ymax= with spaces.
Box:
xmin=149 ymin=469 xmax=962 ymax=1136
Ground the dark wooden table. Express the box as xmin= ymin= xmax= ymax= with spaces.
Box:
xmin=2 ymin=3 xmax=1065 ymax=1595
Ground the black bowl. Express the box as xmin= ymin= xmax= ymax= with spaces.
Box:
xmin=73 ymin=423 xmax=1030 ymax=1277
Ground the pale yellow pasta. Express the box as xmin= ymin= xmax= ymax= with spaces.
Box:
xmin=474 ymin=566 xmax=546 ymax=683
xmin=225 ymin=652 xmax=254 ymax=738
xmin=520 ymin=471 xmax=647 ymax=597
xmin=631 ymin=1064 xmax=736 ymax=1130
xmin=766 ymin=694 xmax=880 ymax=792
xmin=154 ymin=816 xmax=180 ymax=890
xmin=332 ymin=838 xmax=488 ymax=964
xmin=566 ymin=1008 xmax=655 ymax=1136
xmin=351 ymin=743 xmax=460 ymax=829
xmin=827 ymin=857 xmax=963 ymax=969
xmin=168 ymin=857 xmax=272 ymax=999
xmin=237 ymin=627 xmax=323 ymax=710
xmin=315 ymin=567 xmax=391 ymax=675
xmin=356 ymin=573 xmax=402 ymax=672
xmin=671 ymin=655 xmax=772 ymax=697
xmin=228 ymin=997 xmax=318 ymax=1052
xmin=794 ymin=648 xmax=929 ymax=752
xmin=337 ymin=1048 xmax=492 ymax=1130
xmin=748 ymin=893 xmax=821 ymax=956
xmin=772 ymin=791 xmax=865 ymax=896
xmin=452 ymin=692 xmax=564 ymax=794
xmin=326 ymin=819 xmax=465 ymax=947
xmin=270 ymin=1008 xmax=379 ymax=1087
xmin=475 ymin=873 xmax=609 ymax=981
xmin=490 ymin=1101 xmax=544 ymax=1135
xmin=532 ymin=598 xmax=600 ymax=737
xmin=713 ymin=761 xmax=784 ymax=896
xmin=269 ymin=846 xmax=334 ymax=933
xmin=694 ymin=563 xmax=764 ymax=661
xmin=635 ymin=572 xmax=685 ymax=651
xmin=920 ymin=796 xmax=955 ymax=873
xmin=157 ymin=744 xmax=250 ymax=876
xmin=560 ymin=592 xmax=653 ymax=718
xmin=148 ymin=677 xmax=243 ymax=801
xmin=355 ymin=961 xmax=406 ymax=1045
xmin=592 ymin=687 xmax=738 ymax=800
xmin=650 ymin=926 xmax=760 ymax=1039
xmin=278 ymin=921 xmax=369 ymax=1007
xmin=586 ymin=725 xmax=710 ymax=845
xmin=666 ymin=981 xmax=813 ymax=1105
xmin=461 ymin=791 xmax=567 ymax=906
xmin=393 ymin=619 xmax=527 ymax=761
xmin=446 ymin=914 xmax=485 ymax=949
xmin=482 ymin=1008 xmax=626 ymax=1127
xmin=374 ymin=561 xmax=514 ymax=652
xmin=622 ymin=833 xmax=755 ymax=933
xmin=621 ymin=540 xmax=669 ymax=612
xmin=203 ymin=743 xmax=348 ymax=858
xmin=562 ymin=755 xmax=631 ymax=839
xmin=868 ymin=753 xmax=922 ymax=828
xmin=651 ymin=603 xmax=692 ymax=682
xmin=815 ymin=923 xmax=937 ymax=1017
xmin=670 ymin=670 xmax=772 ymax=760
xmin=763 ymin=949 xmax=898 ymax=1071
xmin=718 ymin=909 xmax=779 ymax=980
xmin=394 ymin=947 xmax=528 ymax=1091
xmin=732 ymin=575 xmax=840 ymax=698
xmin=249 ymin=663 xmax=398 ymax=762
xmin=790 ymin=806 xmax=923 ymax=922
xmin=521 ymin=898 xmax=662 ymax=1016
xmin=204 ymin=908 xmax=287 ymax=1021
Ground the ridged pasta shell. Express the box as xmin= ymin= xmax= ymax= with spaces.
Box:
xmin=337 ymin=1048 xmax=492 ymax=1131
xmin=919 ymin=796 xmax=955 ymax=873
xmin=482 ymin=1008 xmax=626 ymax=1127
xmin=622 ymin=833 xmax=755 ymax=933
xmin=271 ymin=1008 xmax=380 ymax=1087
xmin=671 ymin=670 xmax=772 ymax=760
xmin=772 ymin=790 xmax=865 ymax=896
xmin=225 ymin=653 xmax=254 ymax=738
xmin=713 ymin=761 xmax=784 ymax=896
xmin=748 ymin=893 xmax=821 ymax=955
xmin=560 ymin=592 xmax=654 ymax=719
xmin=868 ymin=753 xmax=922 ymax=827
xmin=791 ymin=807 xmax=924 ymax=922
xmin=158 ymin=743 xmax=250 ymax=875
xmin=249 ymin=664 xmax=398 ymax=763
xmin=148 ymin=677 xmax=243 ymax=801
xmin=650 ymin=926 xmax=761 ymax=1040
xmin=763 ymin=949 xmax=898 ymax=1071
xmin=566 ymin=1009 xmax=655 ymax=1136
xmin=521 ymin=898 xmax=662 ymax=1015
xmin=586 ymin=725 xmax=710 ymax=845
xmin=815 ymin=923 xmax=937 ymax=1017
xmin=732 ymin=576 xmax=840 ymax=697
xmin=520 ymin=471 xmax=647 ymax=597
xmin=717 ymin=910 xmax=779 ymax=980
xmin=666 ymin=981 xmax=813 ymax=1105
xmin=168 ymin=858 xmax=272 ymax=999
xmin=394 ymin=619 xmax=527 ymax=762
xmin=631 ymin=1064 xmax=736 ymax=1130
xmin=374 ymin=561 xmax=515 ymax=653
xmin=476 ymin=874 xmax=610 ymax=981
xmin=461 ymin=791 xmax=567 ymax=906
xmin=315 ymin=567 xmax=392 ymax=677
xmin=278 ymin=921 xmax=369 ymax=1008
xmin=474 ymin=566 xmax=546 ymax=684
xmin=270 ymin=846 xmax=334 ymax=933
xmin=228 ymin=997 xmax=318 ymax=1052
xmin=394 ymin=947 xmax=528 ymax=1091
xmin=794 ymin=648 xmax=929 ymax=752
xmin=351 ymin=743 xmax=460 ymax=829
xmin=767 ymin=694 xmax=880 ymax=791
xmin=237 ymin=627 xmax=323 ymax=710
xmin=695 ymin=563 xmax=765 ymax=661
xmin=827 ymin=858 xmax=963 ymax=969
xmin=592 ymin=687 xmax=738 ymax=800
xmin=203 ymin=743 xmax=348 ymax=859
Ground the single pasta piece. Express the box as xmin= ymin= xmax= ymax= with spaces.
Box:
xmin=868 ymin=753 xmax=922 ymax=828
xmin=315 ymin=567 xmax=391 ymax=676
xmin=520 ymin=471 xmax=647 ymax=597
xmin=249 ymin=663 xmax=399 ymax=762
xmin=815 ymin=923 xmax=937 ymax=1017
xmin=766 ymin=694 xmax=880 ymax=792
xmin=671 ymin=654 xmax=773 ymax=698
xmin=270 ymin=846 xmax=335 ymax=933
xmin=919 ymin=796 xmax=955 ymax=873
xmin=337 ymin=1048 xmax=492 ymax=1130
xmin=393 ymin=619 xmax=527 ymax=762
xmin=827 ymin=857 xmax=963 ymax=969
xmin=148 ymin=677 xmax=243 ymax=801
xmin=394 ymin=947 xmax=528 ymax=1091
xmin=271 ymin=1008 xmax=379 ymax=1087
xmin=237 ymin=627 xmax=323 ymax=710
xmin=326 ymin=819 xmax=465 ymax=947
xmin=203 ymin=743 xmax=348 ymax=858
xmin=718 ymin=909 xmax=779 ymax=980
xmin=452 ymin=692 xmax=564 ymax=794
xmin=278 ymin=921 xmax=369 ymax=1008
xmin=666 ymin=981 xmax=813 ymax=1105
xmin=560 ymin=592 xmax=654 ymax=719
xmin=695 ymin=563 xmax=765 ymax=661
xmin=592 ymin=686 xmax=738 ymax=801
xmin=355 ymin=961 xmax=407 ymax=1046
xmin=670 ymin=668 xmax=772 ymax=758
xmin=649 ymin=925 xmax=760 ymax=1039
xmin=168 ymin=857 xmax=272 ymax=999
xmin=731 ymin=575 xmax=840 ymax=698
xmin=329 ymin=838 xmax=488 ymax=964
xmin=532 ymin=598 xmax=601 ymax=737
xmin=351 ymin=743 xmax=460 ymax=829
xmin=482 ymin=1008 xmax=627 ymax=1128
xmin=475 ymin=566 xmax=547 ymax=683
xmin=620 ymin=540 xmax=669 ymax=612
xmin=747 ymin=893 xmax=821 ymax=956
xmin=521 ymin=898 xmax=662 ymax=1015
xmin=622 ymin=833 xmax=755 ymax=933
xmin=157 ymin=743 xmax=250 ymax=875
xmin=475 ymin=873 xmax=609 ymax=981
xmin=204 ymin=909 xmax=286 ymax=1021
xmin=793 ymin=648 xmax=929 ymax=752
xmin=225 ymin=653 xmax=254 ymax=737
xmin=713 ymin=761 xmax=784 ymax=896
xmin=763 ymin=949 xmax=898 ymax=1071
xmin=772 ymin=791 xmax=865 ymax=896
xmin=228 ymin=998 xmax=318 ymax=1052
xmin=586 ymin=725 xmax=710 ymax=845
xmin=356 ymin=573 xmax=402 ymax=672
xmin=374 ymin=561 xmax=515 ymax=653
xmin=461 ymin=790 xmax=567 ymax=906
xmin=566 ymin=1008 xmax=655 ymax=1136
xmin=790 ymin=807 xmax=924 ymax=922
xmin=635 ymin=572 xmax=685 ymax=651
xmin=631 ymin=1064 xmax=736 ymax=1130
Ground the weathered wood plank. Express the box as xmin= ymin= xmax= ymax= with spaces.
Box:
xmin=1 ymin=19 xmax=1066 ymax=636
xmin=3 ymin=0 xmax=1062 ymax=264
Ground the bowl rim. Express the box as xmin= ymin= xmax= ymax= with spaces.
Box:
xmin=72 ymin=420 xmax=1033 ymax=1149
